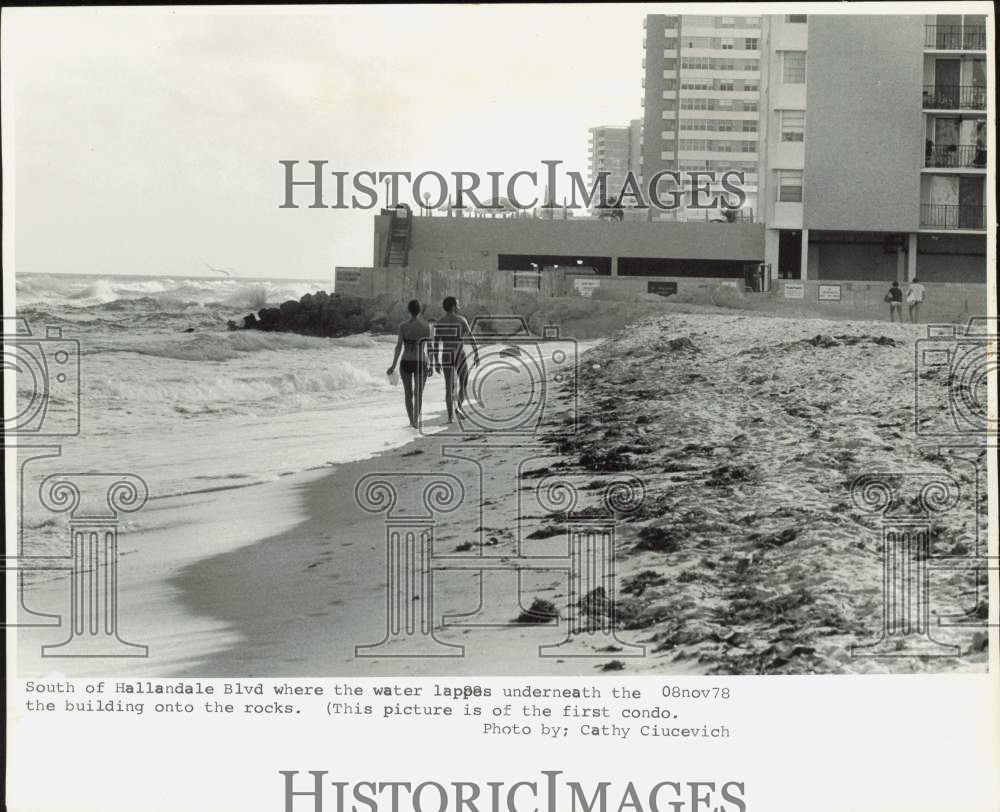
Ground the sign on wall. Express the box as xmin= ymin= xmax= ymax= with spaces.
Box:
xmin=647 ymin=281 xmax=678 ymax=297
xmin=335 ymin=267 xmax=363 ymax=293
xmin=573 ymin=278 xmax=602 ymax=298
xmin=783 ymin=282 xmax=805 ymax=299
xmin=513 ymin=271 xmax=541 ymax=291
xmin=818 ymin=284 xmax=842 ymax=301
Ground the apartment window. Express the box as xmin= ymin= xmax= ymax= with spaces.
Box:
xmin=777 ymin=170 xmax=803 ymax=202
xmin=716 ymin=120 xmax=734 ymax=132
xmin=744 ymin=38 xmax=759 ymax=50
xmin=743 ymin=81 xmax=759 ymax=92
xmin=742 ymin=120 xmax=758 ymax=132
xmin=662 ymin=120 xmax=677 ymax=131
xmin=785 ymin=15 xmax=807 ymax=23
xmin=782 ymin=52 xmax=806 ymax=83
xmin=680 ymin=118 xmax=706 ymax=131
xmin=663 ymin=60 xmax=677 ymax=72
xmin=663 ymin=39 xmax=678 ymax=50
xmin=780 ymin=110 xmax=805 ymax=141
xmin=662 ymin=79 xmax=677 ymax=91
xmin=682 ymin=58 xmax=710 ymax=70
xmin=662 ymin=100 xmax=676 ymax=112
xmin=719 ymin=81 xmax=735 ymax=92
xmin=717 ymin=99 xmax=734 ymax=110
xmin=720 ymin=16 xmax=736 ymax=28
xmin=721 ymin=38 xmax=735 ymax=50
xmin=743 ymin=100 xmax=758 ymax=112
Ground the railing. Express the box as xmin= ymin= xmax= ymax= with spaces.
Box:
xmin=925 ymin=25 xmax=987 ymax=50
xmin=923 ymin=84 xmax=987 ymax=110
xmin=920 ymin=203 xmax=986 ymax=230
xmin=925 ymin=144 xmax=987 ymax=168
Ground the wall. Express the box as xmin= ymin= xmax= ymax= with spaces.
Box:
xmin=803 ymin=16 xmax=924 ymax=231
xmin=773 ymin=279 xmax=988 ymax=322
xmin=396 ymin=216 xmax=765 ymax=271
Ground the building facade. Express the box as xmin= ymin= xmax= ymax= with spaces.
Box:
xmin=758 ymin=12 xmax=987 ymax=283
xmin=641 ymin=13 xmax=763 ymax=221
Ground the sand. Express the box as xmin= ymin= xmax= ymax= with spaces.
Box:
xmin=16 ymin=311 xmax=990 ymax=677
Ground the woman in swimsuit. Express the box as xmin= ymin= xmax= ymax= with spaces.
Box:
xmin=387 ymin=299 xmax=433 ymax=428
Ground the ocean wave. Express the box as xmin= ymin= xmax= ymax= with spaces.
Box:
xmin=93 ymin=360 xmax=384 ymax=413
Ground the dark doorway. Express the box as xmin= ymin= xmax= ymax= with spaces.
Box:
xmin=778 ymin=230 xmax=802 ymax=279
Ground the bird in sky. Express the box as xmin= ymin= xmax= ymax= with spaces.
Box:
xmin=204 ymin=263 xmax=234 ymax=277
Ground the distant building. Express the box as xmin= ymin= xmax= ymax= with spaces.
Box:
xmin=587 ymin=125 xmax=635 ymax=206
xmin=641 ymin=13 xmax=763 ymax=221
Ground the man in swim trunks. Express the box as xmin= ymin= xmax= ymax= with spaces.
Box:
xmin=432 ymin=296 xmax=477 ymax=423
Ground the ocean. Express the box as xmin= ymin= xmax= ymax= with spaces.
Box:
xmin=12 ymin=272 xmax=447 ymax=571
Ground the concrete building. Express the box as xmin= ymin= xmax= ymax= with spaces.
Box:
xmin=641 ymin=13 xmax=763 ymax=220
xmin=587 ymin=125 xmax=634 ymax=207
xmin=758 ymin=13 xmax=988 ymax=283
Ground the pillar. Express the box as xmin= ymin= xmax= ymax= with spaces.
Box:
xmin=907 ymin=232 xmax=918 ymax=281
xmin=849 ymin=472 xmax=962 ymax=657
xmin=764 ymin=229 xmax=780 ymax=286
xmin=799 ymin=228 xmax=810 ymax=280
xmin=354 ymin=472 xmax=465 ymax=657
xmin=611 ymin=256 xmax=619 ymax=276
xmin=38 ymin=473 xmax=149 ymax=657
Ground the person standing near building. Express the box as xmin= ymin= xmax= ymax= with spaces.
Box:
xmin=885 ymin=281 xmax=903 ymax=322
xmin=387 ymin=299 xmax=433 ymax=428
xmin=906 ymin=277 xmax=926 ymax=323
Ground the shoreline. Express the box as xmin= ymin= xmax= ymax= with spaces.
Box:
xmin=16 ymin=311 xmax=990 ymax=677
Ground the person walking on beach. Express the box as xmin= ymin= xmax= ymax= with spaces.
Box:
xmin=885 ymin=281 xmax=903 ymax=322
xmin=387 ymin=299 xmax=433 ymax=428
xmin=906 ymin=277 xmax=926 ymax=323
xmin=432 ymin=296 xmax=477 ymax=423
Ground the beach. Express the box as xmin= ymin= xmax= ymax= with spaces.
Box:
xmin=15 ymin=292 xmax=989 ymax=677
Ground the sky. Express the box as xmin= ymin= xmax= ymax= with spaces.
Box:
xmin=2 ymin=4 xmax=668 ymax=279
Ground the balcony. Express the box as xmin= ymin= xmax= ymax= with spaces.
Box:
xmin=920 ymin=203 xmax=986 ymax=230
xmin=924 ymin=25 xmax=987 ymax=50
xmin=924 ymin=144 xmax=987 ymax=169
xmin=923 ymin=84 xmax=987 ymax=110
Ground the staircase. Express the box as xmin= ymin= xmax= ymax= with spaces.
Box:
xmin=383 ymin=207 xmax=412 ymax=267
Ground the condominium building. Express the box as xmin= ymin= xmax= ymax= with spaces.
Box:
xmin=641 ymin=13 xmax=763 ymax=220
xmin=758 ymin=12 xmax=987 ymax=282
xmin=587 ymin=125 xmax=634 ymax=203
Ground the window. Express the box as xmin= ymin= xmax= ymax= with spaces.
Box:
xmin=721 ymin=38 xmax=735 ymax=50
xmin=717 ymin=99 xmax=734 ymax=110
xmin=680 ymin=139 xmax=705 ymax=152
xmin=742 ymin=120 xmax=758 ymax=132
xmin=719 ymin=81 xmax=735 ymax=92
xmin=663 ymin=39 xmax=678 ymax=50
xmin=777 ymin=170 xmax=803 ymax=202
xmin=780 ymin=110 xmax=805 ymax=141
xmin=744 ymin=37 xmax=759 ymax=50
xmin=743 ymin=100 xmax=758 ymax=112
xmin=743 ymin=81 xmax=759 ymax=92
xmin=662 ymin=79 xmax=677 ymax=91
xmin=782 ymin=52 xmax=806 ymax=83
xmin=662 ymin=120 xmax=677 ymax=131
xmin=663 ymin=60 xmax=677 ymax=72
xmin=785 ymin=15 xmax=807 ymax=23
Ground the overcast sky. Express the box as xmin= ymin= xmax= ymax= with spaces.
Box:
xmin=3 ymin=4 xmax=672 ymax=279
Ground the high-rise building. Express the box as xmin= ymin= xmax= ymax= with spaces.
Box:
xmin=757 ymin=12 xmax=987 ymax=282
xmin=641 ymin=13 xmax=762 ymax=220
xmin=587 ymin=125 xmax=634 ymax=203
